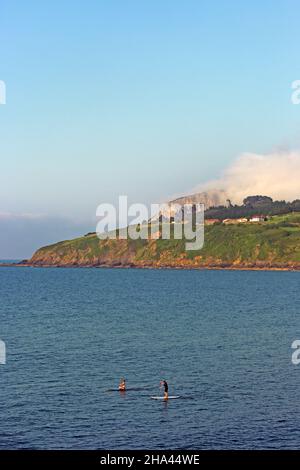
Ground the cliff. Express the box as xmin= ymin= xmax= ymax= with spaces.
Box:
xmin=26 ymin=213 xmax=300 ymax=270
xmin=170 ymin=189 xmax=229 ymax=209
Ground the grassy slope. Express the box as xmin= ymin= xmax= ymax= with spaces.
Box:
xmin=29 ymin=213 xmax=300 ymax=268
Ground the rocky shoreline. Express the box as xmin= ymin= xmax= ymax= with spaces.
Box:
xmin=1 ymin=261 xmax=300 ymax=271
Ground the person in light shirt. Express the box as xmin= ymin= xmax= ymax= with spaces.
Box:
xmin=118 ymin=378 xmax=126 ymax=391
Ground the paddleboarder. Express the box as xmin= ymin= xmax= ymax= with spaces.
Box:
xmin=119 ymin=378 xmax=126 ymax=391
xmin=160 ymin=380 xmax=169 ymax=400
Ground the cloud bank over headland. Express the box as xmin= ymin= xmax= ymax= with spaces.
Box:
xmin=202 ymin=151 xmax=300 ymax=204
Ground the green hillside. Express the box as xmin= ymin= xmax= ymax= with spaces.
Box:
xmin=27 ymin=213 xmax=300 ymax=270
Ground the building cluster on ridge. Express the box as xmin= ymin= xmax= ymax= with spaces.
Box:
xmin=216 ymin=215 xmax=268 ymax=225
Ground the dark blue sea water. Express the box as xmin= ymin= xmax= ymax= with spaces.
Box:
xmin=0 ymin=267 xmax=300 ymax=449
xmin=0 ymin=260 xmax=20 ymax=264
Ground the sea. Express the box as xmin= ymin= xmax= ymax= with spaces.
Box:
xmin=0 ymin=266 xmax=300 ymax=449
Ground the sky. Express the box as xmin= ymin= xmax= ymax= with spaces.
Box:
xmin=1 ymin=0 xmax=300 ymax=258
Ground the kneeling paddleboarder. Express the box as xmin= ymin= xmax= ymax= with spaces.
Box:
xmin=119 ymin=378 xmax=126 ymax=391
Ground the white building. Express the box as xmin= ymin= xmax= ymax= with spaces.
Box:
xmin=250 ymin=215 xmax=266 ymax=223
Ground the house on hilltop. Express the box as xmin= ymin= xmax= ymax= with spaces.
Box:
xmin=205 ymin=218 xmax=221 ymax=225
xmin=223 ymin=218 xmax=243 ymax=225
xmin=249 ymin=215 xmax=267 ymax=223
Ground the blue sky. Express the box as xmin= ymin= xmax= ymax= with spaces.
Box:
xmin=1 ymin=0 xmax=300 ymax=257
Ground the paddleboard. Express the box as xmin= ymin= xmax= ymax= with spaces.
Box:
xmin=151 ymin=396 xmax=180 ymax=400
xmin=106 ymin=387 xmax=152 ymax=392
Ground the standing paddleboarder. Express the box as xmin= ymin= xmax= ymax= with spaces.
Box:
xmin=160 ymin=380 xmax=169 ymax=400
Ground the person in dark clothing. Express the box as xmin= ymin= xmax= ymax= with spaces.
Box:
xmin=160 ymin=380 xmax=169 ymax=400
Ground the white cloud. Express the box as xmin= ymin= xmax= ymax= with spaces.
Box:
xmin=202 ymin=150 xmax=300 ymax=204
